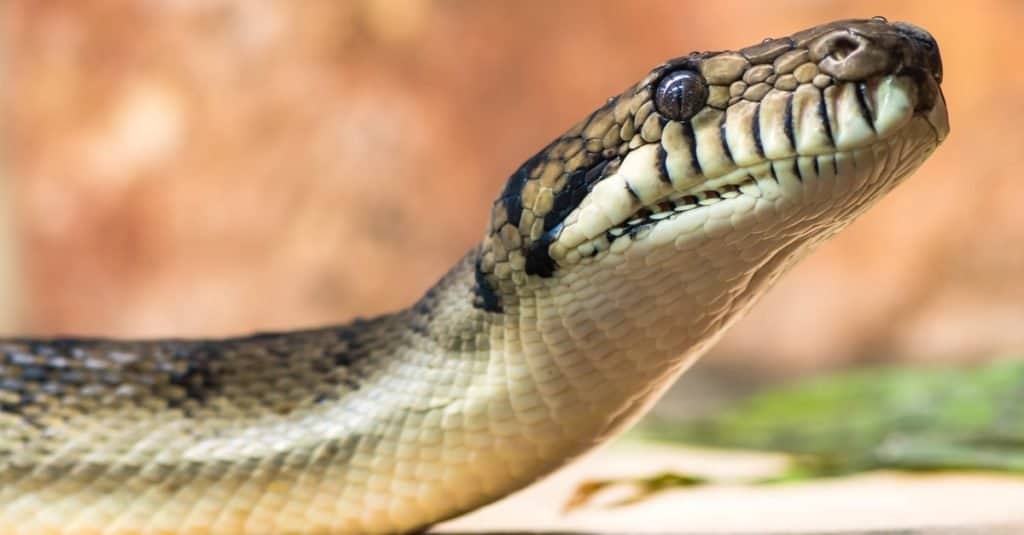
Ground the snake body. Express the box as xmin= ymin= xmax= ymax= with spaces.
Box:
xmin=0 ymin=18 xmax=948 ymax=535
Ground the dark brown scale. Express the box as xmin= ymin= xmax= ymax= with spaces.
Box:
xmin=741 ymin=37 xmax=795 ymax=64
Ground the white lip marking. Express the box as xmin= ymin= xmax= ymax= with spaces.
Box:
xmin=617 ymin=144 xmax=670 ymax=205
xmin=874 ymin=76 xmax=915 ymax=136
xmin=793 ymin=85 xmax=832 ymax=156
xmin=833 ymin=83 xmax=877 ymax=150
xmin=759 ymin=89 xmax=798 ymax=159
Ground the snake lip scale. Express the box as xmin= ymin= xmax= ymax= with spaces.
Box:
xmin=0 ymin=17 xmax=948 ymax=535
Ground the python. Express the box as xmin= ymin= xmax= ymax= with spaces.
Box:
xmin=0 ymin=17 xmax=946 ymax=535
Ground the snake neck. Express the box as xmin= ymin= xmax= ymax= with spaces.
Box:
xmin=406 ymin=245 xmax=740 ymax=444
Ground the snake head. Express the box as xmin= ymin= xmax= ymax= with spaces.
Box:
xmin=475 ymin=18 xmax=948 ymax=315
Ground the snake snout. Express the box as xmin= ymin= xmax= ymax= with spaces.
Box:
xmin=813 ymin=19 xmax=942 ymax=88
xmin=807 ymin=19 xmax=947 ymax=141
xmin=891 ymin=22 xmax=948 ymax=141
xmin=894 ymin=22 xmax=942 ymax=84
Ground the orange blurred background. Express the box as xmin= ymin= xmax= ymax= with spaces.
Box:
xmin=1 ymin=0 xmax=1022 ymax=379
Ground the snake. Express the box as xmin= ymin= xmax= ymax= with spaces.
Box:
xmin=0 ymin=17 xmax=948 ymax=535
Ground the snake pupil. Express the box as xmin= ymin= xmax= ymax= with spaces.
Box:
xmin=654 ymin=69 xmax=707 ymax=121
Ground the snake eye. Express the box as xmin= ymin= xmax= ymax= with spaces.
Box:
xmin=654 ymin=70 xmax=707 ymax=121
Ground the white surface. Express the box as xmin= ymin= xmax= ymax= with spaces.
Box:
xmin=436 ymin=442 xmax=1024 ymax=533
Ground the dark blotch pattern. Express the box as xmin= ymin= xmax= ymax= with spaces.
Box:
xmin=525 ymin=222 xmax=562 ymax=278
xmin=545 ymin=159 xmax=610 ymax=234
xmin=0 ymin=325 xmax=378 ymax=428
xmin=499 ymin=153 xmax=543 ymax=228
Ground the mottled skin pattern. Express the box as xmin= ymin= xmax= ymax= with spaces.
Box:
xmin=0 ymin=19 xmax=948 ymax=535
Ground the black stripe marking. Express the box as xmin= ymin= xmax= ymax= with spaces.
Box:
xmin=543 ymin=158 xmax=608 ymax=232
xmin=817 ymin=90 xmax=835 ymax=148
xmin=682 ymin=121 xmax=703 ymax=176
xmin=167 ymin=347 xmax=222 ymax=408
xmin=812 ymin=156 xmax=820 ymax=177
xmin=500 ymin=152 xmax=543 ymax=228
xmin=832 ymin=154 xmax=839 ymax=175
xmin=524 ymin=222 xmax=562 ymax=278
xmin=855 ymin=82 xmax=876 ymax=133
xmin=625 ymin=182 xmax=642 ymax=203
xmin=769 ymin=161 xmax=779 ymax=183
xmin=792 ymin=157 xmax=803 ymax=182
xmin=783 ymin=93 xmax=797 ymax=150
xmin=751 ymin=104 xmax=765 ymax=158
xmin=655 ymin=145 xmax=672 ymax=185
xmin=718 ymin=112 xmax=734 ymax=165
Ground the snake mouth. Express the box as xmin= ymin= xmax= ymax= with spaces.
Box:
xmin=602 ymin=150 xmax=859 ymax=244
xmin=607 ymin=182 xmax=749 ymax=240
xmin=553 ymin=69 xmax=946 ymax=268
xmin=574 ymin=78 xmax=947 ymax=259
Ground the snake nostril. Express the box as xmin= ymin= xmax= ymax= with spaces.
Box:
xmin=813 ymin=31 xmax=885 ymax=80
xmin=830 ymin=35 xmax=860 ymax=61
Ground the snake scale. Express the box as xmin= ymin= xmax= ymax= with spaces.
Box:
xmin=0 ymin=18 xmax=948 ymax=535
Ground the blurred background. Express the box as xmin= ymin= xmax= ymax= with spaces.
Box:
xmin=4 ymin=3 xmax=1024 ymax=530
xmin=1 ymin=1 xmax=1022 ymax=414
